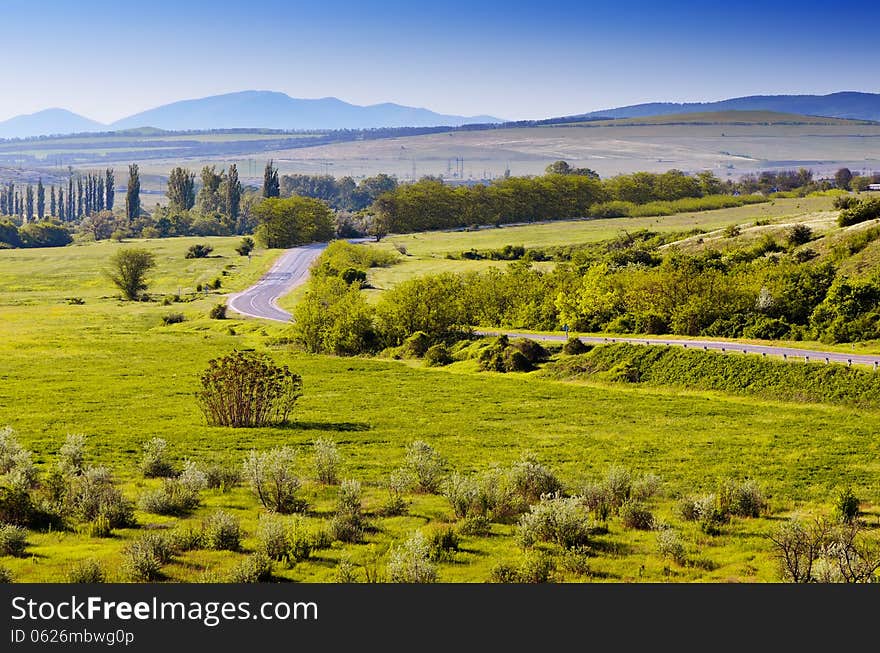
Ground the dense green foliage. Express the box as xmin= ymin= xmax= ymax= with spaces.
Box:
xmin=838 ymin=197 xmax=880 ymax=227
xmin=281 ymin=173 xmax=398 ymax=212
xmin=253 ymin=196 xmax=335 ymax=248
xmin=370 ymin=170 xmax=771 ymax=235
xmin=546 ymin=344 xmax=880 ymax=408
xmin=0 ymin=220 xmax=72 ymax=248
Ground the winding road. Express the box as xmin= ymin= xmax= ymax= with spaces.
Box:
xmin=229 ymin=242 xmax=880 ymax=369
xmin=477 ymin=331 xmax=880 ymax=369
xmin=227 ymin=242 xmax=328 ymax=322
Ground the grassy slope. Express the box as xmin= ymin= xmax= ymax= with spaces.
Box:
xmin=0 ymin=235 xmax=879 ymax=583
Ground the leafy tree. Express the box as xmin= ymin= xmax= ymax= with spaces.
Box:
xmin=253 ymin=196 xmax=334 ymax=248
xmin=197 ymin=166 xmax=223 ymax=214
xmin=235 ymin=236 xmax=255 ymax=256
xmin=263 ymin=160 xmax=280 ymax=198
xmin=79 ymin=211 xmax=117 ymax=241
xmin=106 ymin=248 xmax=156 ymax=300
xmin=835 ymin=167 xmax=853 ymax=191
xmin=167 ymin=167 xmax=196 ymax=212
xmin=125 ymin=164 xmax=141 ymax=223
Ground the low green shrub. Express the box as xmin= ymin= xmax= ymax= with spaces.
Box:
xmin=140 ymin=438 xmax=175 ymax=478
xmin=388 ymin=531 xmax=437 ymax=583
xmin=202 ymin=510 xmax=242 ymax=551
xmin=161 ymin=313 xmax=185 ymax=326
xmin=0 ymin=524 xmax=28 ymax=556
xmin=66 ymin=559 xmax=106 ymax=583
xmin=227 ymin=553 xmax=273 ymax=583
xmin=620 ymin=501 xmax=654 ymax=530
xmin=517 ymin=496 xmax=596 ymax=549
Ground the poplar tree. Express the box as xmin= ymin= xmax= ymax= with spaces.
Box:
xmin=96 ymin=177 xmax=105 ymax=212
xmin=36 ymin=179 xmax=45 ymax=219
xmin=77 ymin=177 xmax=84 ymax=218
xmin=25 ymin=185 xmax=34 ymax=222
xmin=263 ymin=160 xmax=280 ymax=198
xmin=225 ymin=163 xmax=241 ymax=220
xmin=126 ymin=164 xmax=140 ymax=223
xmin=50 ymin=186 xmax=56 ymax=217
xmin=105 ymin=168 xmax=115 ymax=211
xmin=58 ymin=189 xmax=66 ymax=221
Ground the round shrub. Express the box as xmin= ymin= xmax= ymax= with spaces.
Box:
xmin=402 ymin=441 xmax=444 ymax=494
xmin=562 ymin=338 xmax=591 ymax=355
xmin=203 ymin=463 xmax=241 ymax=492
xmin=510 ymin=453 xmax=562 ymax=504
xmin=185 ymin=243 xmax=213 ymax=259
xmin=620 ymin=501 xmax=654 ymax=530
xmin=517 ymin=496 xmax=596 ymax=549
xmin=243 ymin=447 xmax=304 ymax=513
xmin=202 ymin=510 xmax=242 ymax=551
xmin=401 ymin=331 xmax=431 ymax=358
xmin=424 ymin=344 xmax=453 ymax=367
xmin=122 ymin=534 xmax=173 ymax=581
xmin=227 ymin=553 xmax=273 ymax=583
xmin=66 ymin=559 xmax=106 ymax=583
xmin=0 ymin=566 xmax=13 ymax=582
xmin=516 ymin=551 xmax=555 ymax=583
xmin=161 ymin=312 xmax=185 ymax=326
xmin=139 ymin=438 xmax=175 ymax=478
xmin=197 ymin=351 xmax=303 ymax=427
xmin=209 ymin=304 xmax=227 ymax=319
xmin=656 ymin=529 xmax=686 ymax=565
xmin=512 ymin=338 xmax=550 ymax=365
xmin=388 ymin=531 xmax=437 ymax=583
xmin=0 ymin=524 xmax=28 ymax=556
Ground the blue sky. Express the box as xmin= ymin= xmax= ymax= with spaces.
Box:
xmin=3 ymin=0 xmax=877 ymax=122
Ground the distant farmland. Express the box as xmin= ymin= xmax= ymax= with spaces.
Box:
xmin=1 ymin=111 xmax=879 ymax=189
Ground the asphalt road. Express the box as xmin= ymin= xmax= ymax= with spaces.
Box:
xmin=477 ymin=330 xmax=880 ymax=369
xmin=227 ymin=242 xmax=328 ymax=322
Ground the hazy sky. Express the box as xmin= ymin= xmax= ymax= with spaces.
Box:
xmin=3 ymin=0 xmax=877 ymax=123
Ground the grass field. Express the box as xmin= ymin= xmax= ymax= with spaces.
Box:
xmin=357 ymin=196 xmax=835 ymax=293
xmin=1 ymin=233 xmax=878 ymax=584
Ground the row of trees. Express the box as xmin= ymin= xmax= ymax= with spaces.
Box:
xmin=368 ymin=168 xmax=746 ymax=235
xmin=0 ymin=169 xmax=115 ymax=223
xmin=280 ymin=173 xmax=398 ymax=212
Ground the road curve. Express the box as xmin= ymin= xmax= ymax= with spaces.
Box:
xmin=227 ymin=242 xmax=327 ymax=322
xmin=476 ymin=330 xmax=880 ymax=369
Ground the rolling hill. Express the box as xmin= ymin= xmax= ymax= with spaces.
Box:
xmin=577 ymin=91 xmax=880 ymax=122
xmin=0 ymin=108 xmax=105 ymax=139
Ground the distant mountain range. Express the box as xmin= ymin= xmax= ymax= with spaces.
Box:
xmin=0 ymin=91 xmax=502 ymax=139
xmin=3 ymin=90 xmax=880 ymax=140
xmin=578 ymin=92 xmax=880 ymax=122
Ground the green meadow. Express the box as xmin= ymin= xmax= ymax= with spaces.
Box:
xmin=0 ymin=231 xmax=878 ymax=584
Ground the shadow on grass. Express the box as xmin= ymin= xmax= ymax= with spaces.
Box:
xmin=280 ymin=421 xmax=371 ymax=432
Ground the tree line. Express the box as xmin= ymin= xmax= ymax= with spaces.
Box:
xmin=0 ymin=169 xmax=115 ymax=223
